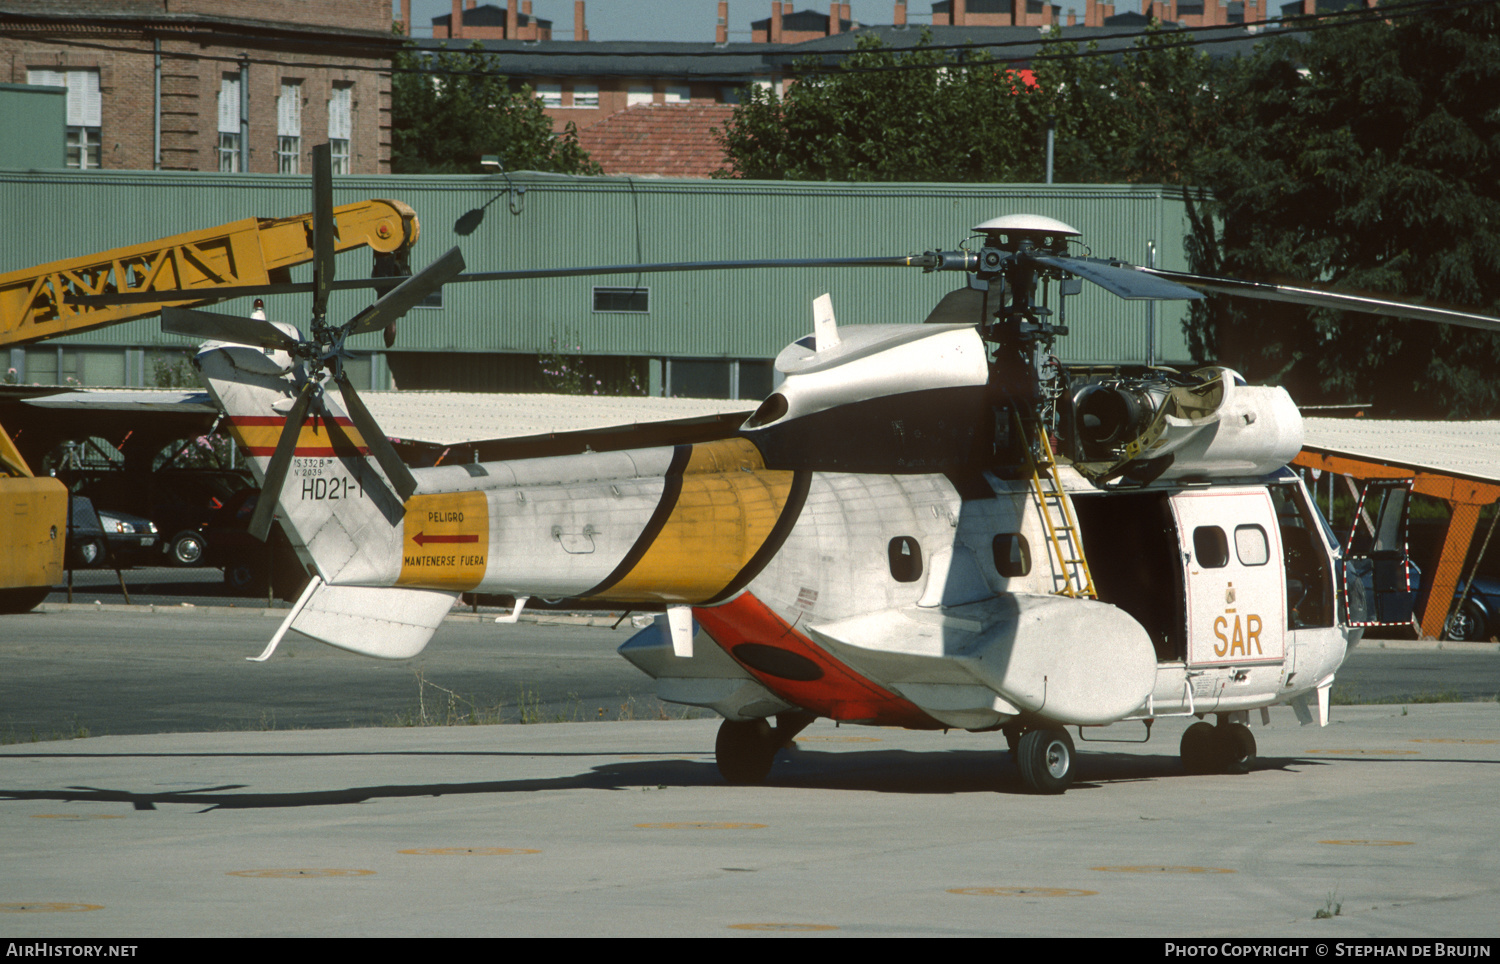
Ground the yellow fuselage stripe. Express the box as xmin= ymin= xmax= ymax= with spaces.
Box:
xmin=598 ymin=438 xmax=794 ymax=603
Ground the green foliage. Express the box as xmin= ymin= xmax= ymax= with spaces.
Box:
xmin=716 ymin=29 xmax=1234 ymax=185
xmin=718 ymin=35 xmax=1036 ymax=181
xmin=538 ymin=329 xmax=646 ymax=396
xmin=391 ymin=43 xmax=601 ymax=176
xmin=150 ymin=352 xmax=196 ymax=389
xmin=1190 ymin=4 xmax=1500 ymax=417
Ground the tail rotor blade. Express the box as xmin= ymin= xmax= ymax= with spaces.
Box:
xmin=341 ymin=247 xmax=466 ymax=339
xmin=311 ymin=144 xmax=335 ymax=322
xmin=334 ymin=370 xmax=417 ymax=502
xmin=248 ymin=381 xmax=318 ymax=542
xmin=162 ymin=306 xmax=302 ymax=352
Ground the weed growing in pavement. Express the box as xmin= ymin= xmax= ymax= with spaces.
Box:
xmin=1314 ymin=890 xmax=1343 ymax=920
xmin=0 ymin=716 xmax=90 ymax=744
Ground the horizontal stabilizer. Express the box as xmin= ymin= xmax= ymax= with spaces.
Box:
xmin=289 ymin=582 xmax=457 ymax=659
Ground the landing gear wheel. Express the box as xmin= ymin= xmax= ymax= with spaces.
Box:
xmin=715 ymin=719 xmax=777 ymax=785
xmin=1015 ymin=727 xmax=1075 ymax=794
xmin=1215 ymin=722 xmax=1256 ymax=774
xmin=1180 ymin=721 xmax=1217 ymax=774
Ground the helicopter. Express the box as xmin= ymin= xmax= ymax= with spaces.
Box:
xmin=152 ymin=145 xmax=1500 ymax=794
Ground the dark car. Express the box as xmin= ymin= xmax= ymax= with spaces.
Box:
xmin=1423 ymin=575 xmax=1500 ymax=642
xmin=66 ymin=495 xmax=107 ymax=569
xmin=95 ymin=507 xmax=160 ymax=567
xmin=202 ymin=489 xmax=309 ymax=600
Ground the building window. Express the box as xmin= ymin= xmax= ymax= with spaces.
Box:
xmin=627 ymin=85 xmax=653 ymax=106
xmin=535 ymin=82 xmax=562 ymax=107
xmin=277 ymin=80 xmax=302 ymax=174
xmin=572 ymin=84 xmax=598 ymax=108
xmin=218 ymin=74 xmax=241 ymax=172
xmin=592 ymin=287 xmax=648 ymax=313
xmin=664 ymin=86 xmax=691 ymax=104
xmin=328 ymin=83 xmax=352 ymax=174
xmin=27 ymin=68 xmax=101 ymax=169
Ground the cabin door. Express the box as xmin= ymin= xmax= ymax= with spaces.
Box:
xmin=1170 ymin=488 xmax=1287 ymax=668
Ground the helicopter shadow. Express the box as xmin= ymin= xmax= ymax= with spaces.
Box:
xmin=0 ymin=746 xmax=1325 ymax=811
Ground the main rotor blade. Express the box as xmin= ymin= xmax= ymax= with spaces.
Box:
xmin=161 ymin=306 xmax=302 ymax=352
xmin=73 ymin=255 xmax=927 ymax=309
xmin=248 ymin=380 xmax=318 ymax=542
xmin=457 ymin=255 xmax=926 ymax=284
xmin=1025 ymin=253 xmax=1205 ymax=301
xmin=311 ymin=144 xmax=335 ymax=322
xmin=333 ymin=370 xmax=417 ymax=502
xmin=1137 ymin=267 xmax=1500 ymax=332
xmin=341 ymin=247 xmax=466 ymax=339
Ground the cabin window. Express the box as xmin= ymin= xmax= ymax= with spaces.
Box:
xmin=1193 ymin=526 xmax=1229 ymax=569
xmin=992 ymin=533 xmax=1030 ymax=577
xmin=1234 ymin=524 xmax=1270 ymax=566
xmin=889 ymin=536 xmax=923 ymax=583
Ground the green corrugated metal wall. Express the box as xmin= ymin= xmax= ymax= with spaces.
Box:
xmin=1 ymin=169 xmax=1194 ymax=365
xmin=0 ymin=86 xmax=66 ymax=170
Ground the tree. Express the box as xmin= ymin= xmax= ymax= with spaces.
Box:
xmin=390 ymin=44 xmax=601 ymax=175
xmin=715 ymin=29 xmax=1237 ymax=185
xmin=717 ymin=35 xmax=1038 ymax=182
xmin=1192 ymin=3 xmax=1500 ymax=417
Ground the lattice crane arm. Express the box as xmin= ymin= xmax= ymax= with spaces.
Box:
xmin=0 ymin=199 xmax=419 ymax=348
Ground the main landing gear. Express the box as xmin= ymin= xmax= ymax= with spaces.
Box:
xmin=714 ymin=711 xmax=815 ymax=785
xmin=1004 ymin=724 xmax=1077 ymax=794
xmin=1180 ymin=717 xmax=1256 ymax=775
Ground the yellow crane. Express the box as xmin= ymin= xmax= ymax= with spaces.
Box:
xmin=0 ymin=420 xmax=66 ymax=613
xmin=0 ymin=199 xmax=420 ymax=348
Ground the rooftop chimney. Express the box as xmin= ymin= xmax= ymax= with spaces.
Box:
xmin=717 ymin=1 xmax=729 ymax=43
xmin=575 ymin=0 xmax=588 ymax=40
xmin=771 ymin=0 xmax=782 ymax=42
xmin=507 ymin=0 xmax=519 ymax=38
xmin=894 ymin=1 xmax=907 ymax=25
xmin=451 ymin=0 xmax=463 ymax=38
xmin=829 ymin=2 xmax=841 ymax=34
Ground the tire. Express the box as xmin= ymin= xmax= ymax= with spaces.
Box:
xmin=223 ymin=561 xmax=268 ymax=596
xmin=0 ymin=587 xmax=49 ymax=614
xmin=1443 ymin=601 xmax=1488 ymax=642
xmin=715 ymin=719 xmax=776 ymax=785
xmin=168 ymin=531 xmax=206 ymax=567
xmin=1015 ymin=727 xmax=1075 ymax=794
xmin=1215 ymin=722 xmax=1256 ymax=774
xmin=70 ymin=537 xmax=105 ymax=569
xmin=1180 ymin=721 xmax=1217 ymax=774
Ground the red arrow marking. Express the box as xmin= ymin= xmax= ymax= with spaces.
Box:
xmin=412 ymin=532 xmax=479 ymax=547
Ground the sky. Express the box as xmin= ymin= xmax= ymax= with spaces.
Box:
xmin=394 ymin=1 xmax=1089 ymax=43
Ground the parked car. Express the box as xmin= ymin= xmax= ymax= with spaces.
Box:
xmin=66 ymin=495 xmax=107 ymax=569
xmin=1423 ymin=574 xmax=1500 ymax=642
xmin=64 ymin=466 xmax=253 ymax=569
xmin=95 ymin=507 xmax=159 ymax=567
xmin=202 ymin=489 xmax=309 ymax=601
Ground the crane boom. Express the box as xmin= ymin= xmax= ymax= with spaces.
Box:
xmin=0 ymin=199 xmax=419 ymax=349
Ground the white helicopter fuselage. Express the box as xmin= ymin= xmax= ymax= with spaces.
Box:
xmin=207 ymin=330 xmax=1352 ymax=738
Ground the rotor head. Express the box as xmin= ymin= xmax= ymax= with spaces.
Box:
xmin=973 ymin=214 xmax=1081 ymax=255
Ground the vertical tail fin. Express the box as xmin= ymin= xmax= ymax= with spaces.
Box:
xmin=195 ymin=340 xmax=406 ymax=588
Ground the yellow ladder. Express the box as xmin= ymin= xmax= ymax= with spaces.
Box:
xmin=1018 ymin=415 xmax=1097 ymax=599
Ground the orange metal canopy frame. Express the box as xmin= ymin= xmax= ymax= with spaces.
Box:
xmin=1292 ymin=449 xmax=1500 ymax=640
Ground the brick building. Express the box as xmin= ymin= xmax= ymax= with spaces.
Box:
xmin=0 ymin=0 xmax=400 ymax=173
xmin=426 ymin=0 xmax=558 ymax=41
